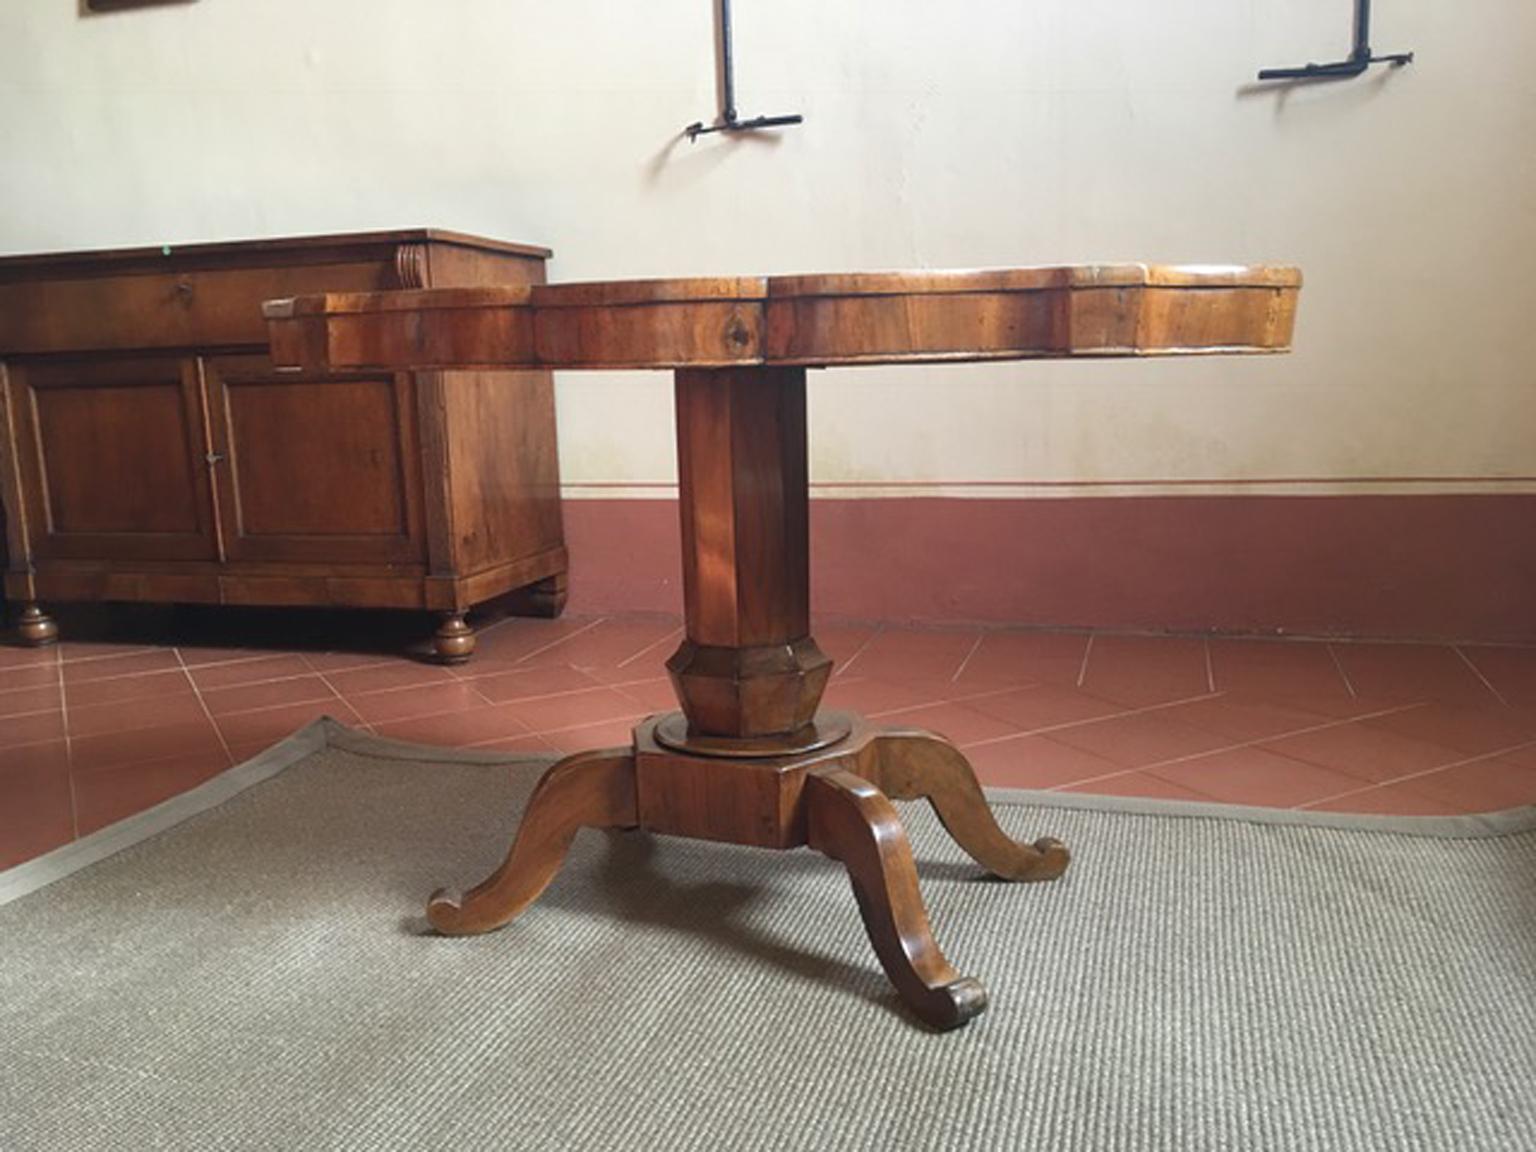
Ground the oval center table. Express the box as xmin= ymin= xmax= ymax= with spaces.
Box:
xmin=265 ymin=264 xmax=1301 ymax=1030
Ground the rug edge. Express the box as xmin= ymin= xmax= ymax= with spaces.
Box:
xmin=0 ymin=718 xmax=333 ymax=908
xmin=6 ymin=718 xmax=1531 ymax=908
xmin=321 ymin=723 xmax=1536 ymax=842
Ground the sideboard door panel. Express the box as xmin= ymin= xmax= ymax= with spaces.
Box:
xmin=11 ymin=357 xmax=220 ymax=562
xmin=204 ymin=355 xmax=424 ymax=566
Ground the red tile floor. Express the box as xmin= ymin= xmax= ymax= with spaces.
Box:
xmin=5 ymin=604 xmax=1536 ymax=871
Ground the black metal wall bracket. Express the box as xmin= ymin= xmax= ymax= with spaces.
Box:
xmin=1258 ymin=0 xmax=1413 ymax=81
xmin=685 ymin=0 xmax=803 ymax=141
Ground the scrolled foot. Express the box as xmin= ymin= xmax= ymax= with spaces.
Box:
xmin=427 ymin=747 xmax=638 ymax=936
xmin=861 ymin=731 xmax=1070 ymax=882
xmin=425 ymin=887 xmax=471 ymax=933
xmin=432 ymin=613 xmax=475 ymax=664
xmin=16 ymin=605 xmax=58 ymax=647
xmin=807 ymin=767 xmax=987 ymax=1030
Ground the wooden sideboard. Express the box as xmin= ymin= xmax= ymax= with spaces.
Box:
xmin=0 ymin=229 xmax=567 ymax=661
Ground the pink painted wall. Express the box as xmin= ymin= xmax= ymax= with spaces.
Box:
xmin=562 ymin=496 xmax=1536 ymax=643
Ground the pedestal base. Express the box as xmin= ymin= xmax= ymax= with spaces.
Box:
xmin=425 ymin=711 xmax=1069 ymax=1030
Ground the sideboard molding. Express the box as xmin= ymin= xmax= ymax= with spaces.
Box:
xmin=0 ymin=230 xmax=567 ymax=659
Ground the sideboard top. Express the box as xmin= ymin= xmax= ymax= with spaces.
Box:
xmin=0 ymin=229 xmax=551 ymax=278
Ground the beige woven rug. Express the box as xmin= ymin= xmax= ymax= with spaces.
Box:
xmin=2 ymin=719 xmax=1533 ymax=1151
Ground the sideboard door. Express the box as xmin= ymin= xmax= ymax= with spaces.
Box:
xmin=9 ymin=356 xmax=220 ymax=562
xmin=202 ymin=355 xmax=425 ymax=566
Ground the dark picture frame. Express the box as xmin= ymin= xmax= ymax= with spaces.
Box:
xmin=85 ymin=0 xmax=198 ymax=12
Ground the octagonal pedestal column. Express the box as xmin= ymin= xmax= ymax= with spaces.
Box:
xmin=667 ymin=366 xmax=832 ymax=740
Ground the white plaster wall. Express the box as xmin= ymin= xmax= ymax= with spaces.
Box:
xmin=2 ymin=0 xmax=1532 ymax=497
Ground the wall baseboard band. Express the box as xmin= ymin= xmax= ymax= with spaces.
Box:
xmin=560 ymin=478 xmax=1536 ymax=501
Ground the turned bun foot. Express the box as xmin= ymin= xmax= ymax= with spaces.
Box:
xmin=16 ymin=605 xmax=59 ymax=647
xmin=432 ymin=613 xmax=476 ymax=664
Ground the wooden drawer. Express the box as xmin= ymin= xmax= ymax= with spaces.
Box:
xmin=0 ymin=230 xmax=551 ymax=356
xmin=0 ymin=262 xmax=397 ymax=355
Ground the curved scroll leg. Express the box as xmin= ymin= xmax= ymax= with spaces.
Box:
xmin=806 ymin=768 xmax=988 ymax=1030
xmin=861 ymin=730 xmax=1069 ymax=882
xmin=428 ymin=747 xmax=638 ymax=936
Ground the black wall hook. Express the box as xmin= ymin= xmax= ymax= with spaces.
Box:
xmin=1258 ymin=0 xmax=1413 ymax=81
xmin=685 ymin=0 xmax=804 ymax=141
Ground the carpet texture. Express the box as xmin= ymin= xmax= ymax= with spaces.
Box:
xmin=2 ymin=727 xmax=1534 ymax=1151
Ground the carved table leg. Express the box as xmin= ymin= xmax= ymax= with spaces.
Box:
xmin=16 ymin=604 xmax=59 ymax=647
xmin=859 ymin=730 xmax=1070 ymax=882
xmin=431 ymin=612 xmax=476 ymax=664
xmin=428 ymin=747 xmax=638 ymax=935
xmin=806 ymin=767 xmax=988 ymax=1030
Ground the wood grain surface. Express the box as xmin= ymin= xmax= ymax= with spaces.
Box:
xmin=264 ymin=264 xmax=1301 ymax=372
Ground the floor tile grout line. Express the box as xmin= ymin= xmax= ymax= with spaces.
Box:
xmin=69 ymin=741 xmax=239 ymax=784
xmin=51 ymin=646 xmax=156 ymax=669
xmin=616 ymin=626 xmax=686 ymax=670
xmin=58 ymin=644 xmax=295 ymax=673
xmin=186 ymin=667 xmax=656 ymax=726
xmin=942 ymin=689 xmax=1226 ymax=750
xmin=465 ymin=680 xmax=501 ymax=707
xmin=58 ymin=654 xmax=394 ymax=693
xmin=343 ymin=674 xmax=677 ymax=729
xmin=0 ymin=704 xmax=71 ymax=722
xmin=373 ymin=708 xmax=635 ymax=749
xmin=834 ymin=624 xmax=882 ymax=678
xmin=301 ymin=666 xmax=354 ymax=725
xmin=1042 ymin=765 xmax=1204 ymax=798
xmin=509 ymin=616 xmax=609 ymax=667
xmin=1453 ymin=645 xmax=1510 ymax=707
xmin=55 ymin=646 xmax=78 ymax=840
xmin=0 ymin=736 xmax=78 ymax=756
xmin=369 ymin=709 xmax=536 ymax=741
xmin=299 ymin=652 xmax=403 ymax=678
xmin=350 ymin=668 xmax=630 ymax=704
xmin=855 ymin=677 xmax=1058 ymax=720
xmin=446 ymin=661 xmax=601 ymax=688
xmin=173 ymin=648 xmax=235 ymax=769
xmin=60 ymin=662 xmax=197 ymax=688
xmin=60 ymin=665 xmax=348 ymax=708
xmin=950 ymin=634 xmax=986 ymax=684
xmin=173 ymin=649 xmax=316 ymax=674
xmin=199 ymin=669 xmax=342 ymax=695
xmin=1325 ymin=643 xmax=1358 ymax=698
xmin=1075 ymin=633 xmax=1095 ymax=688
xmin=1295 ymin=734 xmax=1536 ymax=811
xmin=463 ymin=712 xmax=650 ymax=747
xmin=610 ymin=682 xmax=668 ymax=713
xmin=0 ymin=676 xmax=73 ymax=699
xmin=977 ymin=699 xmax=1429 ymax=794
xmin=212 ymin=690 xmax=350 ymax=721
xmin=469 ymin=613 xmax=519 ymax=641
xmin=1059 ymin=702 xmax=1435 ymax=794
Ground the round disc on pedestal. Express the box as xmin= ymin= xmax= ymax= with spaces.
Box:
xmin=653 ymin=710 xmax=854 ymax=759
